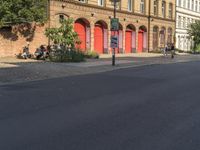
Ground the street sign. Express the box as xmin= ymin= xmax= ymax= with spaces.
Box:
xmin=111 ymin=18 xmax=119 ymax=31
xmin=111 ymin=35 xmax=118 ymax=48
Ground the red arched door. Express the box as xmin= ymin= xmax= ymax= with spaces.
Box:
xmin=125 ymin=31 xmax=132 ymax=53
xmin=94 ymin=25 xmax=103 ymax=54
xmin=74 ymin=21 xmax=86 ymax=51
xmin=138 ymin=30 xmax=143 ymax=53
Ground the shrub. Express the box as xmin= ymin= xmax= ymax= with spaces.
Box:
xmin=71 ymin=50 xmax=85 ymax=62
xmin=49 ymin=46 xmax=85 ymax=62
xmin=150 ymin=49 xmax=162 ymax=53
xmin=193 ymin=44 xmax=200 ymax=54
xmin=85 ymin=51 xmax=99 ymax=59
xmin=175 ymin=49 xmax=184 ymax=53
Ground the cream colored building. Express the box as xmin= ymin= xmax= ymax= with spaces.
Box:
xmin=49 ymin=0 xmax=176 ymax=54
xmin=176 ymin=0 xmax=200 ymax=51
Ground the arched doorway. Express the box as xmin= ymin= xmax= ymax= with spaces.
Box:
xmin=111 ymin=23 xmax=123 ymax=53
xmin=74 ymin=18 xmax=90 ymax=51
xmin=125 ymin=24 xmax=136 ymax=53
xmin=138 ymin=26 xmax=147 ymax=52
xmin=167 ymin=28 xmax=172 ymax=44
xmin=160 ymin=27 xmax=166 ymax=47
xmin=153 ymin=26 xmax=159 ymax=50
xmin=94 ymin=20 xmax=108 ymax=54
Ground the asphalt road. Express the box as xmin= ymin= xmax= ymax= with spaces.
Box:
xmin=1 ymin=61 xmax=200 ymax=150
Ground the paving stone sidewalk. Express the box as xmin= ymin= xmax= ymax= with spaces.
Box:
xmin=0 ymin=54 xmax=200 ymax=85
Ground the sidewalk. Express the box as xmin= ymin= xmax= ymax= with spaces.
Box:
xmin=0 ymin=53 xmax=199 ymax=85
xmin=99 ymin=53 xmax=163 ymax=58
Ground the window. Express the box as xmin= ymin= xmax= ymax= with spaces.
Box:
xmin=192 ymin=0 xmax=194 ymax=10
xmin=140 ymin=0 xmax=145 ymax=13
xmin=160 ymin=27 xmax=166 ymax=45
xmin=199 ymin=1 xmax=200 ymax=12
xmin=167 ymin=28 xmax=172 ymax=44
xmin=59 ymin=15 xmax=64 ymax=23
xmin=195 ymin=0 xmax=198 ymax=11
xmin=128 ymin=0 xmax=132 ymax=12
xmin=178 ymin=0 xmax=182 ymax=6
xmin=178 ymin=16 xmax=181 ymax=28
xmin=191 ymin=18 xmax=193 ymax=23
xmin=183 ymin=17 xmax=186 ymax=28
xmin=78 ymin=0 xmax=86 ymax=3
xmin=98 ymin=0 xmax=104 ymax=6
xmin=162 ymin=1 xmax=166 ymax=18
xmin=187 ymin=18 xmax=190 ymax=28
xmin=168 ymin=3 xmax=173 ymax=19
xmin=188 ymin=0 xmax=190 ymax=9
xmin=154 ymin=0 xmax=158 ymax=16
xmin=183 ymin=0 xmax=186 ymax=7
xmin=178 ymin=36 xmax=181 ymax=49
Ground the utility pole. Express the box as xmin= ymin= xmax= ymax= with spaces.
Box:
xmin=112 ymin=0 xmax=117 ymax=66
xmin=147 ymin=0 xmax=151 ymax=53
xmin=110 ymin=0 xmax=120 ymax=66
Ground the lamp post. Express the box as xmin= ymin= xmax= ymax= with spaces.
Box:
xmin=112 ymin=0 xmax=116 ymax=66
xmin=110 ymin=0 xmax=120 ymax=66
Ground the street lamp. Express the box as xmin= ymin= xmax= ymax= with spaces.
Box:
xmin=110 ymin=0 xmax=120 ymax=66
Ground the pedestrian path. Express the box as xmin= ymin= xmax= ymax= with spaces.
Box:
xmin=0 ymin=54 xmax=199 ymax=85
xmin=99 ymin=53 xmax=163 ymax=58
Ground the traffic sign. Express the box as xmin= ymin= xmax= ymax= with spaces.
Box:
xmin=111 ymin=35 xmax=118 ymax=48
xmin=111 ymin=18 xmax=119 ymax=31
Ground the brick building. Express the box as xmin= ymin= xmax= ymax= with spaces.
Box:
xmin=49 ymin=0 xmax=176 ymax=54
xmin=0 ymin=0 xmax=176 ymax=57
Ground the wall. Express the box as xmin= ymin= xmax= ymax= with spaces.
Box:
xmin=0 ymin=24 xmax=48 ymax=57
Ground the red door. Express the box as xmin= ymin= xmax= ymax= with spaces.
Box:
xmin=94 ymin=25 xmax=103 ymax=54
xmin=138 ymin=31 xmax=143 ymax=53
xmin=125 ymin=31 xmax=132 ymax=53
xmin=74 ymin=21 xmax=86 ymax=51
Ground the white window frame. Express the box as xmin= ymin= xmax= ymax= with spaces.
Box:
xmin=162 ymin=1 xmax=166 ymax=18
xmin=140 ymin=0 xmax=145 ymax=13
xmin=154 ymin=0 xmax=158 ymax=16
xmin=98 ymin=0 xmax=104 ymax=6
xmin=78 ymin=0 xmax=86 ymax=3
xmin=128 ymin=0 xmax=133 ymax=12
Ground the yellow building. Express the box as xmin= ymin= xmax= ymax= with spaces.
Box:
xmin=49 ymin=0 xmax=176 ymax=54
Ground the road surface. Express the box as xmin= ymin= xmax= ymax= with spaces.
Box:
xmin=1 ymin=61 xmax=200 ymax=150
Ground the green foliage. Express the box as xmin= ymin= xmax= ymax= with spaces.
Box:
xmin=188 ymin=20 xmax=200 ymax=50
xmin=45 ymin=18 xmax=80 ymax=48
xmin=193 ymin=44 xmax=200 ymax=53
xmin=0 ymin=0 xmax=47 ymax=27
xmin=150 ymin=49 xmax=162 ymax=53
xmin=45 ymin=18 xmax=84 ymax=62
xmin=176 ymin=49 xmax=185 ymax=53
xmin=71 ymin=50 xmax=85 ymax=62
xmin=85 ymin=51 xmax=99 ymax=59
xmin=49 ymin=46 xmax=85 ymax=62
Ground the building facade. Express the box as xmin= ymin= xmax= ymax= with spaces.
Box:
xmin=176 ymin=0 xmax=200 ymax=51
xmin=49 ymin=0 xmax=176 ymax=54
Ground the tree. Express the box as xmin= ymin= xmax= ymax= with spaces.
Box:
xmin=45 ymin=18 xmax=80 ymax=49
xmin=188 ymin=20 xmax=200 ymax=51
xmin=45 ymin=18 xmax=85 ymax=62
xmin=0 ymin=0 xmax=48 ymax=27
